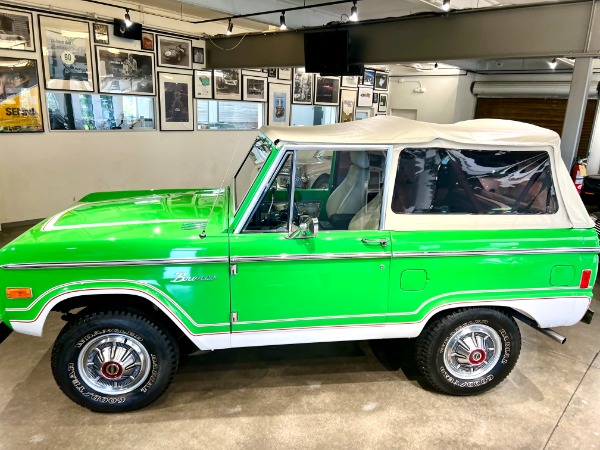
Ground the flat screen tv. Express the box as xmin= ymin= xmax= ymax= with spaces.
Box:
xmin=113 ymin=19 xmax=143 ymax=40
xmin=304 ymin=30 xmax=349 ymax=76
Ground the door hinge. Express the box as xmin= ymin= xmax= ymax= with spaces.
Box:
xmin=230 ymin=264 xmax=238 ymax=275
xmin=230 ymin=312 xmax=238 ymax=323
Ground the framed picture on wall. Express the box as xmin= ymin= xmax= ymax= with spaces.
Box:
xmin=278 ymin=68 xmax=292 ymax=80
xmin=214 ymin=69 xmax=241 ymax=100
xmin=194 ymin=69 xmax=213 ymax=99
xmin=340 ymin=89 xmax=357 ymax=123
xmin=373 ymin=92 xmax=379 ymax=104
xmin=355 ymin=109 xmax=372 ymax=121
xmin=93 ymin=23 xmax=109 ymax=45
xmin=157 ymin=35 xmax=192 ymax=69
xmin=0 ymin=8 xmax=35 ymax=51
xmin=243 ymin=75 xmax=267 ymax=102
xmin=141 ymin=32 xmax=154 ymax=51
xmin=292 ymin=69 xmax=313 ymax=105
xmin=314 ymin=76 xmax=340 ymax=105
xmin=158 ymin=72 xmax=193 ymax=131
xmin=362 ymin=68 xmax=375 ymax=87
xmin=378 ymin=92 xmax=388 ymax=113
xmin=193 ymin=47 xmax=204 ymax=64
xmin=341 ymin=76 xmax=358 ymax=88
xmin=267 ymin=68 xmax=277 ymax=77
xmin=0 ymin=58 xmax=43 ymax=132
xmin=268 ymin=83 xmax=291 ymax=126
xmin=374 ymin=71 xmax=389 ymax=90
xmin=39 ymin=16 xmax=94 ymax=91
xmin=357 ymin=86 xmax=373 ymax=107
xmin=96 ymin=46 xmax=155 ymax=95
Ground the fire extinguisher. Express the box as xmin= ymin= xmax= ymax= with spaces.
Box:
xmin=572 ymin=158 xmax=587 ymax=194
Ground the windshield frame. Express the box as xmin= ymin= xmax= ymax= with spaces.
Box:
xmin=233 ymin=134 xmax=273 ymax=212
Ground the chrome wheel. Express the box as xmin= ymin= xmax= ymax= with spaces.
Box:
xmin=443 ymin=324 xmax=502 ymax=380
xmin=77 ymin=333 xmax=151 ymax=395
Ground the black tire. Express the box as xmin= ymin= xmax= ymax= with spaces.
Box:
xmin=51 ymin=310 xmax=179 ymax=413
xmin=311 ymin=174 xmax=330 ymax=190
xmin=416 ymin=308 xmax=521 ymax=395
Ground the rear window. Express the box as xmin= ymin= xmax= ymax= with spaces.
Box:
xmin=391 ymin=148 xmax=557 ymax=215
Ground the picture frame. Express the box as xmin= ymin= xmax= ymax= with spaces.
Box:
xmin=378 ymin=92 xmax=388 ymax=113
xmin=93 ymin=23 xmax=109 ymax=45
xmin=0 ymin=8 xmax=35 ymax=51
xmin=373 ymin=92 xmax=379 ymax=104
xmin=0 ymin=57 xmax=43 ymax=133
xmin=355 ymin=109 xmax=371 ymax=121
xmin=292 ymin=69 xmax=313 ymax=105
xmin=278 ymin=68 xmax=292 ymax=80
xmin=39 ymin=16 xmax=94 ymax=91
xmin=158 ymin=72 xmax=193 ymax=131
xmin=141 ymin=32 xmax=154 ymax=51
xmin=357 ymin=86 xmax=373 ymax=107
xmin=374 ymin=71 xmax=389 ymax=91
xmin=268 ymin=83 xmax=291 ymax=126
xmin=96 ymin=46 xmax=155 ymax=95
xmin=214 ymin=69 xmax=241 ymax=100
xmin=340 ymin=89 xmax=357 ymax=123
xmin=193 ymin=47 xmax=204 ymax=64
xmin=267 ymin=68 xmax=277 ymax=78
xmin=157 ymin=35 xmax=192 ymax=69
xmin=362 ymin=68 xmax=375 ymax=87
xmin=194 ymin=69 xmax=213 ymax=99
xmin=243 ymin=75 xmax=267 ymax=102
xmin=341 ymin=76 xmax=358 ymax=88
xmin=314 ymin=76 xmax=340 ymax=106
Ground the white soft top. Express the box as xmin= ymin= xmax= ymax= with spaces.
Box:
xmin=260 ymin=117 xmax=593 ymax=230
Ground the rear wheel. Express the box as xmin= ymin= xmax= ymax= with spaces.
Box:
xmin=51 ymin=310 xmax=179 ymax=412
xmin=416 ymin=308 xmax=521 ymax=395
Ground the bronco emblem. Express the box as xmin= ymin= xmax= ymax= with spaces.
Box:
xmin=170 ymin=273 xmax=217 ymax=283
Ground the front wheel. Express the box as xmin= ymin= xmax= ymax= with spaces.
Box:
xmin=51 ymin=310 xmax=179 ymax=412
xmin=416 ymin=308 xmax=521 ymax=395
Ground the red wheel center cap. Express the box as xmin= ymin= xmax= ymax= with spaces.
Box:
xmin=468 ymin=349 xmax=486 ymax=365
xmin=101 ymin=362 xmax=124 ymax=379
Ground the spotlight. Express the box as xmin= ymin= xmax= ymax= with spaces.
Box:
xmin=124 ymin=8 xmax=132 ymax=27
xmin=549 ymin=58 xmax=557 ymax=70
xmin=349 ymin=0 xmax=358 ymax=22
xmin=442 ymin=0 xmax=450 ymax=11
xmin=226 ymin=19 xmax=233 ymax=36
xmin=280 ymin=11 xmax=287 ymax=30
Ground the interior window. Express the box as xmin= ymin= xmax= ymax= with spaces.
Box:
xmin=392 ymin=148 xmax=557 ymax=215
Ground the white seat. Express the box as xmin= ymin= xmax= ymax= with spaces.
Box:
xmin=349 ymin=192 xmax=382 ymax=231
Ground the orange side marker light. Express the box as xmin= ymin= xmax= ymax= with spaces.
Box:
xmin=6 ymin=288 xmax=33 ymax=299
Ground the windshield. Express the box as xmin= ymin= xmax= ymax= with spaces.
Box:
xmin=234 ymin=135 xmax=273 ymax=211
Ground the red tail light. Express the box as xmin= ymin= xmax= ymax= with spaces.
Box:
xmin=580 ymin=269 xmax=592 ymax=289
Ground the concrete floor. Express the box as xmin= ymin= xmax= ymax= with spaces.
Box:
xmin=0 ymin=226 xmax=599 ymax=449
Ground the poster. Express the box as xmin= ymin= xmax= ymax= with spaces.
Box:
xmin=0 ymin=58 xmax=43 ymax=132
xmin=96 ymin=47 xmax=155 ymax=95
xmin=268 ymin=83 xmax=290 ymax=126
xmin=340 ymin=89 xmax=357 ymax=122
xmin=0 ymin=8 xmax=35 ymax=51
xmin=159 ymin=72 xmax=193 ymax=131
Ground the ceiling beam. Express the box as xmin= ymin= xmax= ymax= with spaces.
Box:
xmin=205 ymin=1 xmax=600 ymax=69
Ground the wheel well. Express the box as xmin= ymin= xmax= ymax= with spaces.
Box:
xmin=423 ymin=305 xmax=537 ymax=328
xmin=50 ymin=293 xmax=197 ymax=353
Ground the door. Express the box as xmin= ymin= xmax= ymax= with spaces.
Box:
xmin=229 ymin=147 xmax=392 ymax=347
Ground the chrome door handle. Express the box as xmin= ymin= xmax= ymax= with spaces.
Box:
xmin=361 ymin=238 xmax=388 ymax=247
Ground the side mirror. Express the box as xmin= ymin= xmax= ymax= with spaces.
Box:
xmin=287 ymin=217 xmax=319 ymax=240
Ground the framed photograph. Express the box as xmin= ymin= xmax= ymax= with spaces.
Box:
xmin=93 ymin=23 xmax=109 ymax=45
xmin=141 ymin=32 xmax=154 ymax=51
xmin=278 ymin=68 xmax=291 ymax=80
xmin=362 ymin=68 xmax=375 ymax=86
xmin=314 ymin=76 xmax=340 ymax=105
xmin=373 ymin=92 xmax=379 ymax=104
xmin=268 ymin=83 xmax=291 ymax=126
xmin=243 ymin=75 xmax=267 ymax=102
xmin=0 ymin=58 xmax=43 ymax=133
xmin=378 ymin=92 xmax=388 ymax=113
xmin=193 ymin=47 xmax=204 ymax=64
xmin=267 ymin=68 xmax=277 ymax=78
xmin=292 ymin=69 xmax=313 ymax=105
xmin=194 ymin=69 xmax=212 ymax=99
xmin=355 ymin=109 xmax=371 ymax=121
xmin=357 ymin=86 xmax=373 ymax=107
xmin=0 ymin=8 xmax=34 ymax=51
xmin=39 ymin=16 xmax=94 ymax=91
xmin=158 ymin=72 xmax=193 ymax=131
xmin=342 ymin=76 xmax=358 ymax=88
xmin=374 ymin=71 xmax=389 ymax=90
xmin=214 ymin=69 xmax=241 ymax=100
xmin=157 ymin=35 xmax=192 ymax=69
xmin=96 ymin=46 xmax=155 ymax=95
xmin=340 ymin=89 xmax=357 ymax=123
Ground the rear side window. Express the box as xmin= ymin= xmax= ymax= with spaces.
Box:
xmin=392 ymin=148 xmax=557 ymax=215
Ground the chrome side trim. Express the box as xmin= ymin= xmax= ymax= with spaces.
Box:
xmin=379 ymin=146 xmax=394 ymax=230
xmin=392 ymin=247 xmax=600 ymax=258
xmin=1 ymin=257 xmax=229 ymax=270
xmin=231 ymin=252 xmax=390 ymax=263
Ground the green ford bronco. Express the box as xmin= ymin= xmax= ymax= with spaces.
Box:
xmin=0 ymin=116 xmax=597 ymax=412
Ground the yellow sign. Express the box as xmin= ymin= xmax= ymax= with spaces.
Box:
xmin=0 ymin=85 xmax=43 ymax=129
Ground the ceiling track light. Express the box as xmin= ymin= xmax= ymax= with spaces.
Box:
xmin=349 ymin=0 xmax=358 ymax=22
xmin=279 ymin=11 xmax=287 ymax=30
xmin=226 ymin=18 xmax=233 ymax=35
xmin=549 ymin=58 xmax=557 ymax=70
xmin=442 ymin=0 xmax=451 ymax=12
xmin=124 ymin=8 xmax=132 ymax=27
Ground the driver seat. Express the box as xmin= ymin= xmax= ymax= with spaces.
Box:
xmin=325 ymin=151 xmax=370 ymax=230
